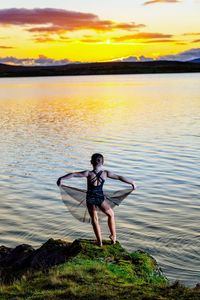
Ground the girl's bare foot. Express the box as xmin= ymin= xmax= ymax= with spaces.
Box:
xmin=109 ymin=235 xmax=116 ymax=244
xmin=93 ymin=240 xmax=103 ymax=247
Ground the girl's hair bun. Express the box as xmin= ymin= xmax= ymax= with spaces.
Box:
xmin=91 ymin=153 xmax=104 ymax=166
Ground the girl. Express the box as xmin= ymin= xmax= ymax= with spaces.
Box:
xmin=57 ymin=153 xmax=136 ymax=247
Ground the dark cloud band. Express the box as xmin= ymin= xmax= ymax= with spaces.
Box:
xmin=0 ymin=8 xmax=144 ymax=33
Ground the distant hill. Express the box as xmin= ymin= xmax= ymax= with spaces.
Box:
xmin=0 ymin=60 xmax=200 ymax=78
xmin=189 ymin=58 xmax=200 ymax=63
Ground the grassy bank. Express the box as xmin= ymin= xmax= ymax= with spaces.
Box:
xmin=0 ymin=239 xmax=199 ymax=299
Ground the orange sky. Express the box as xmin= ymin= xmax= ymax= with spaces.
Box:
xmin=0 ymin=1 xmax=200 ymax=65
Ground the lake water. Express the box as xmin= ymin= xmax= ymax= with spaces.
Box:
xmin=0 ymin=73 xmax=199 ymax=286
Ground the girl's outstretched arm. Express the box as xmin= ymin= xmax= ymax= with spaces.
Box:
xmin=106 ymin=170 xmax=136 ymax=190
xmin=57 ymin=170 xmax=89 ymax=186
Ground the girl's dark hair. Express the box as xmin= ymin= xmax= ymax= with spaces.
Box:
xmin=91 ymin=153 xmax=104 ymax=166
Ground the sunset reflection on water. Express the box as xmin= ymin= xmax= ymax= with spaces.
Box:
xmin=0 ymin=73 xmax=200 ymax=286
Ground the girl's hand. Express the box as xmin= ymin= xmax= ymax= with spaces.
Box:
xmin=131 ymin=183 xmax=136 ymax=190
xmin=57 ymin=177 xmax=61 ymax=186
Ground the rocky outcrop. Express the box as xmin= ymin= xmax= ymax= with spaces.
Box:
xmin=1 ymin=239 xmax=200 ymax=299
xmin=0 ymin=238 xmax=167 ymax=284
xmin=0 ymin=239 xmax=71 ymax=283
xmin=30 ymin=238 xmax=71 ymax=268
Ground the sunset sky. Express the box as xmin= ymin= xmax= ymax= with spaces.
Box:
xmin=0 ymin=0 xmax=200 ymax=65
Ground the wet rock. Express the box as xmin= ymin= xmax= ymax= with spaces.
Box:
xmin=30 ymin=238 xmax=71 ymax=269
xmin=0 ymin=245 xmax=12 ymax=261
xmin=1 ymin=244 xmax=35 ymax=269
xmin=195 ymin=283 xmax=200 ymax=290
xmin=0 ymin=244 xmax=35 ymax=283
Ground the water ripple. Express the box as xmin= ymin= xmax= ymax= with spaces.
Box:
xmin=0 ymin=74 xmax=200 ymax=286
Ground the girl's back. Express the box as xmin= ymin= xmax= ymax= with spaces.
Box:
xmin=87 ymin=170 xmax=107 ymax=189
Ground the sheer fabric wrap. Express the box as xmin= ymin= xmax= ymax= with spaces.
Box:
xmin=59 ymin=184 xmax=133 ymax=223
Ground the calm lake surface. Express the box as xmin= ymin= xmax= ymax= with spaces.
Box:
xmin=0 ymin=73 xmax=199 ymax=286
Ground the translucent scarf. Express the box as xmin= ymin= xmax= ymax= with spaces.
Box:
xmin=59 ymin=184 xmax=133 ymax=223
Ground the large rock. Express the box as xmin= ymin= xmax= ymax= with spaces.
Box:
xmin=0 ymin=238 xmax=72 ymax=283
xmin=0 ymin=245 xmax=12 ymax=261
xmin=0 ymin=244 xmax=35 ymax=283
xmin=0 ymin=244 xmax=34 ymax=268
xmin=30 ymin=238 xmax=71 ymax=268
xmin=0 ymin=238 xmax=167 ymax=284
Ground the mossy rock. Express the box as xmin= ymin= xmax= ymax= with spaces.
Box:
xmin=1 ymin=239 xmax=200 ymax=299
xmin=67 ymin=239 xmax=167 ymax=284
xmin=68 ymin=239 xmax=129 ymax=260
xmin=0 ymin=238 xmax=167 ymax=286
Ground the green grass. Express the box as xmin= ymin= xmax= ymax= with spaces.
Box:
xmin=0 ymin=239 xmax=199 ymax=299
xmin=1 ymin=257 xmax=199 ymax=300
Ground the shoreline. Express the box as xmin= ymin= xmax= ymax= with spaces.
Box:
xmin=0 ymin=238 xmax=199 ymax=299
xmin=0 ymin=61 xmax=200 ymax=78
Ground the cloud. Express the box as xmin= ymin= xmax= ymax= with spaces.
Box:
xmin=176 ymin=42 xmax=187 ymax=45
xmin=112 ymin=32 xmax=173 ymax=42
xmin=192 ymin=39 xmax=200 ymax=43
xmin=158 ymin=47 xmax=200 ymax=61
xmin=0 ymin=45 xmax=14 ymax=49
xmin=114 ymin=55 xmax=154 ymax=62
xmin=2 ymin=48 xmax=200 ymax=66
xmin=142 ymin=39 xmax=177 ymax=43
xmin=139 ymin=55 xmax=154 ymax=61
xmin=119 ymin=56 xmax=138 ymax=62
xmin=0 ymin=55 xmax=73 ymax=66
xmin=144 ymin=0 xmax=180 ymax=5
xmin=34 ymin=36 xmax=60 ymax=43
xmin=0 ymin=8 xmax=144 ymax=35
xmin=34 ymin=55 xmax=72 ymax=65
xmin=113 ymin=22 xmax=145 ymax=31
xmin=80 ymin=38 xmax=103 ymax=43
xmin=116 ymin=48 xmax=200 ymax=62
xmin=34 ymin=35 xmax=71 ymax=43
xmin=183 ymin=32 xmax=200 ymax=36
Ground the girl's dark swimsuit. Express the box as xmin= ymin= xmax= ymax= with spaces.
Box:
xmin=86 ymin=170 xmax=105 ymax=207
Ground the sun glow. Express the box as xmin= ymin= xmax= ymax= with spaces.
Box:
xmin=106 ymin=39 xmax=111 ymax=44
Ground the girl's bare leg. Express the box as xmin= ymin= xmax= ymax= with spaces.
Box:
xmin=100 ymin=201 xmax=116 ymax=244
xmin=87 ymin=204 xmax=102 ymax=246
